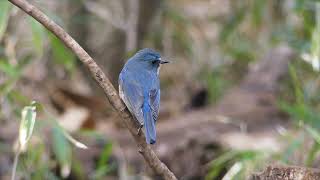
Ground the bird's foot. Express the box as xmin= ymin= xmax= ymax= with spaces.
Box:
xmin=137 ymin=125 xmax=143 ymax=135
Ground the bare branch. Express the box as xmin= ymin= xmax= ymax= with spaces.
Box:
xmin=7 ymin=0 xmax=177 ymax=179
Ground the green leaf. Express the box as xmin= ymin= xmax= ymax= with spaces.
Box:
xmin=0 ymin=55 xmax=33 ymax=81
xmin=306 ymin=126 xmax=320 ymax=144
xmin=288 ymin=63 xmax=304 ymax=104
xmin=206 ymin=70 xmax=228 ymax=103
xmin=164 ymin=8 xmax=190 ymax=25
xmin=63 ymin=130 xmax=87 ymax=149
xmin=7 ymin=89 xmax=30 ymax=105
xmin=0 ymin=1 xmax=11 ymax=41
xmin=219 ymin=6 xmax=246 ymax=43
xmin=251 ymin=0 xmax=266 ymax=27
xmin=206 ymin=151 xmax=238 ymax=180
xmin=172 ymin=26 xmax=193 ymax=56
xmin=206 ymin=150 xmax=261 ymax=180
xmin=19 ymin=101 xmax=37 ymax=149
xmin=278 ymin=99 xmax=320 ymax=129
xmin=71 ymin=157 xmax=86 ymax=180
xmin=282 ymin=134 xmax=303 ymax=163
xmin=91 ymin=142 xmax=114 ymax=179
xmin=305 ymin=126 xmax=320 ymax=166
xmin=98 ymin=143 xmax=113 ymax=168
xmin=49 ymin=33 xmax=76 ymax=72
xmin=93 ymin=165 xmax=114 ymax=179
xmin=0 ymin=59 xmax=20 ymax=78
xmin=28 ymin=17 xmax=45 ymax=56
xmin=52 ymin=125 xmax=72 ymax=178
xmin=305 ymin=140 xmax=320 ymax=166
xmin=222 ymin=162 xmax=243 ymax=180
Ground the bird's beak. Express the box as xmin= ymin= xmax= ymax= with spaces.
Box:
xmin=160 ymin=60 xmax=170 ymax=64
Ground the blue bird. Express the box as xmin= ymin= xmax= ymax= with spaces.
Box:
xmin=119 ymin=48 xmax=169 ymax=144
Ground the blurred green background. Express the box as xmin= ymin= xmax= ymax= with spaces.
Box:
xmin=1 ymin=0 xmax=320 ymax=179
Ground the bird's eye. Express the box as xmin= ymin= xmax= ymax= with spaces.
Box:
xmin=152 ymin=60 xmax=158 ymax=64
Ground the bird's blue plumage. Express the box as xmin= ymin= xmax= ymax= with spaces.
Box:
xmin=119 ymin=48 xmax=168 ymax=144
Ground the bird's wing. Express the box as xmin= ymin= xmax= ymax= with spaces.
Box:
xmin=119 ymin=74 xmax=144 ymax=125
xmin=142 ymin=88 xmax=159 ymax=144
xmin=149 ymin=88 xmax=160 ymax=122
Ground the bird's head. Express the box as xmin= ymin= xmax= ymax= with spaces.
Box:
xmin=130 ymin=48 xmax=169 ymax=72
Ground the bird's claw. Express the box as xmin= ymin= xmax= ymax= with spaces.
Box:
xmin=137 ymin=125 xmax=143 ymax=135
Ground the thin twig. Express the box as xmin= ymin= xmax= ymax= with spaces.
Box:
xmin=7 ymin=0 xmax=177 ymax=179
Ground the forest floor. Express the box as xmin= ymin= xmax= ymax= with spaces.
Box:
xmin=1 ymin=45 xmax=317 ymax=179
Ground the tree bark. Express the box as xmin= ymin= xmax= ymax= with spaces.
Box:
xmin=249 ymin=165 xmax=320 ymax=180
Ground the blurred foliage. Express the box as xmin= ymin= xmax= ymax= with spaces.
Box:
xmin=0 ymin=1 xmax=11 ymax=41
xmin=205 ymin=0 xmax=320 ymax=179
xmin=218 ymin=6 xmax=247 ymax=44
xmin=279 ymin=64 xmax=319 ymax=127
xmin=92 ymin=142 xmax=116 ymax=180
xmin=49 ymin=33 xmax=76 ymax=73
xmin=8 ymin=102 xmax=91 ymax=179
xmin=279 ymin=62 xmax=320 ymax=166
xmin=19 ymin=142 xmax=59 ymax=180
xmin=11 ymin=102 xmax=37 ymax=180
xmin=29 ymin=18 xmax=46 ymax=57
xmin=206 ymin=150 xmax=270 ymax=180
xmin=3 ymin=0 xmax=320 ymax=179
xmin=0 ymin=5 xmax=111 ymax=174
xmin=0 ymin=59 xmax=21 ymax=78
xmin=0 ymin=57 xmax=32 ymax=110
xmin=202 ymin=68 xmax=231 ymax=103
xmin=148 ymin=3 xmax=193 ymax=57
xmin=204 ymin=0 xmax=269 ymax=104
xmin=52 ymin=125 xmax=72 ymax=178
xmin=0 ymin=3 xmax=87 ymax=173
xmin=19 ymin=102 xmax=37 ymax=150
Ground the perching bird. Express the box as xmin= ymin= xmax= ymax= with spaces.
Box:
xmin=119 ymin=48 xmax=169 ymax=144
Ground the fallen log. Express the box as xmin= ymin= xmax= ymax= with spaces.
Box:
xmin=249 ymin=165 xmax=320 ymax=180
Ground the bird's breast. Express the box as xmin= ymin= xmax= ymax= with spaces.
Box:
xmin=157 ymin=65 xmax=161 ymax=75
xmin=119 ymin=84 xmax=124 ymax=101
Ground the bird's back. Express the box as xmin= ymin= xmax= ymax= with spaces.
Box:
xmin=119 ymin=65 xmax=158 ymax=123
xmin=122 ymin=60 xmax=159 ymax=91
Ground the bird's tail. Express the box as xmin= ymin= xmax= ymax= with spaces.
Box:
xmin=142 ymin=103 xmax=156 ymax=144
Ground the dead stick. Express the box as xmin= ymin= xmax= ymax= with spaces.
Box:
xmin=7 ymin=0 xmax=177 ymax=179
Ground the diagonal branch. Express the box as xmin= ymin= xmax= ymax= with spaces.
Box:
xmin=7 ymin=0 xmax=177 ymax=179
